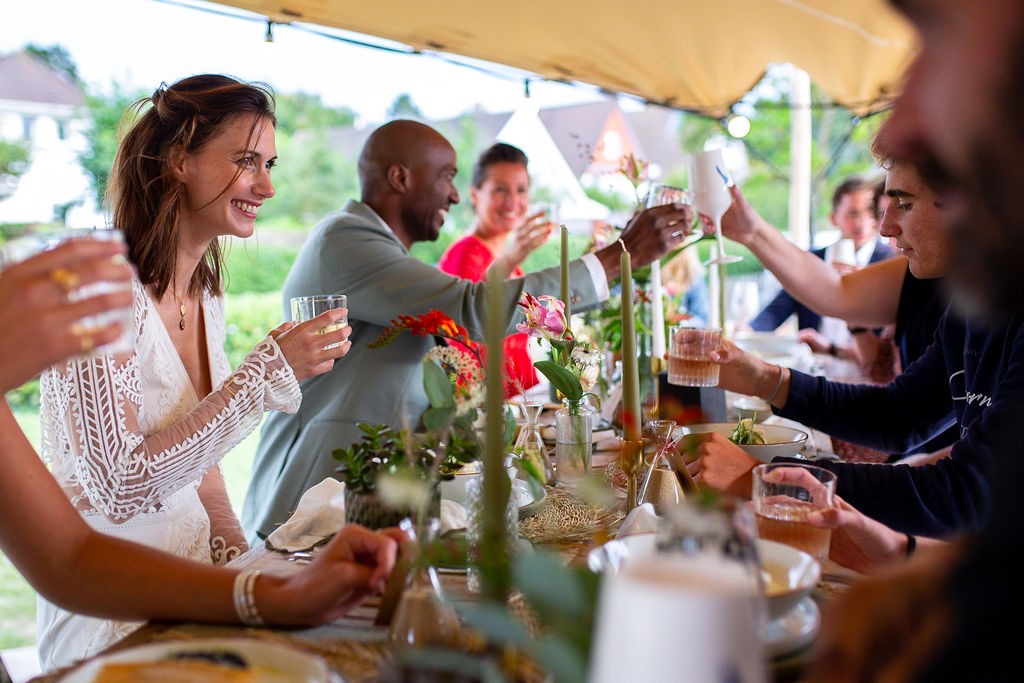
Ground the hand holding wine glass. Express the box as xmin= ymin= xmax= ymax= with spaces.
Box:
xmin=644 ymin=183 xmax=702 ymax=248
xmin=690 ymin=149 xmax=742 ymax=266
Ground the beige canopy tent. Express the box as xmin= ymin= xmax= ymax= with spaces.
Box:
xmin=207 ymin=0 xmax=917 ymax=118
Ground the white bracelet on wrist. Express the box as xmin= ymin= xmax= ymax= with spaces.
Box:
xmin=233 ymin=569 xmax=265 ymax=626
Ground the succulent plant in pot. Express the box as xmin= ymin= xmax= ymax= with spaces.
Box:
xmin=332 ymin=421 xmax=469 ymax=529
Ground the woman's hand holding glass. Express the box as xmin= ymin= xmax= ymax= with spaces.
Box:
xmin=271 ymin=307 xmax=352 ymax=382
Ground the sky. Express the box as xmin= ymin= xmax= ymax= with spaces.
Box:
xmin=3 ymin=0 xmax=607 ymax=125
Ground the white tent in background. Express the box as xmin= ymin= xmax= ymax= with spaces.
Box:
xmin=495 ymin=100 xmax=610 ymax=235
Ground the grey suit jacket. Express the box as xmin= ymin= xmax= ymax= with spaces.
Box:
xmin=242 ymin=200 xmax=603 ymax=540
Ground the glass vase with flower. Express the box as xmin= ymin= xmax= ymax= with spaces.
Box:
xmin=517 ymin=293 xmax=601 ymax=486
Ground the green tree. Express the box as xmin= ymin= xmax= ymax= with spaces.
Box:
xmin=79 ymin=82 xmax=146 ymax=208
xmin=675 ymin=71 xmax=886 ymax=244
xmin=0 ymin=140 xmax=29 ymax=202
xmin=260 ymin=129 xmax=359 ymax=227
xmin=387 ymin=93 xmax=423 ymax=119
xmin=24 ymin=44 xmax=80 ymax=84
xmin=273 ymin=91 xmax=356 ymax=136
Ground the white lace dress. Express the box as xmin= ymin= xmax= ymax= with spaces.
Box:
xmin=35 ymin=277 xmax=301 ymax=671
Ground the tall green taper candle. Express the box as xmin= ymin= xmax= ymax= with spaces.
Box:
xmin=481 ymin=275 xmax=511 ymax=600
xmin=620 ymin=246 xmax=641 ymax=441
xmin=560 ymin=225 xmax=570 ymax=322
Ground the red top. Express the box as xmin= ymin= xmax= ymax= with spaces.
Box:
xmin=438 ymin=234 xmax=540 ymax=397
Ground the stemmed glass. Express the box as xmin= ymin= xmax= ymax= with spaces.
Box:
xmin=644 ymin=183 xmax=702 ymax=249
xmin=690 ymin=149 xmax=742 ymax=266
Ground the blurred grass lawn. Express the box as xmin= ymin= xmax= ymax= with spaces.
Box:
xmin=0 ymin=410 xmax=261 ymax=648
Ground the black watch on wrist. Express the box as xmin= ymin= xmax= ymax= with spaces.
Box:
xmin=847 ymin=326 xmax=868 ymax=335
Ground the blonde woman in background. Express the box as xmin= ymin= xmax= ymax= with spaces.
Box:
xmin=660 ymin=245 xmax=709 ymax=326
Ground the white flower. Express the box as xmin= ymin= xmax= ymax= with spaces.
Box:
xmin=579 ymin=364 xmax=600 ymax=392
xmin=569 ymin=339 xmax=601 ymax=391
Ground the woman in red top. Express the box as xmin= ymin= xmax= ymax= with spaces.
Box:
xmin=438 ymin=142 xmax=553 ymax=397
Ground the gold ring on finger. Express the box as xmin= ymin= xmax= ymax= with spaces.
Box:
xmin=51 ymin=267 xmax=81 ymax=295
xmin=70 ymin=323 xmax=94 ymax=355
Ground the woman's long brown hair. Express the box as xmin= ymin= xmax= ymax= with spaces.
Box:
xmin=105 ymin=74 xmax=276 ymax=298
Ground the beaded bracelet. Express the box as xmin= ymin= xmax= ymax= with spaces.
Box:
xmin=233 ymin=569 xmax=265 ymax=626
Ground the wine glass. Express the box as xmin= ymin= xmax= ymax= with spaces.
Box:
xmin=644 ymin=183 xmax=703 ymax=248
xmin=690 ymin=149 xmax=742 ymax=266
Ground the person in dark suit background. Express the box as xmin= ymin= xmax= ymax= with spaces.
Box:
xmin=748 ymin=175 xmax=895 ymax=360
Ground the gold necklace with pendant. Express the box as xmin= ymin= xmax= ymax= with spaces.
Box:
xmin=173 ymin=287 xmax=187 ymax=331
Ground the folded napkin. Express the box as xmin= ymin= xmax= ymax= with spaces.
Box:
xmin=266 ymin=478 xmax=347 ymax=552
xmin=616 ymin=502 xmax=660 ymax=538
xmin=440 ymin=499 xmax=467 ymax=532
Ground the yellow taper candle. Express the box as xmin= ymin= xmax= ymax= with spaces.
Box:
xmin=560 ymin=225 xmax=570 ymax=322
xmin=620 ymin=247 xmax=642 ymax=441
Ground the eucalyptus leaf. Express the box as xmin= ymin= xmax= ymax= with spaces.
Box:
xmin=503 ymin=405 xmax=518 ymax=446
xmin=422 ymin=405 xmax=453 ymax=431
xmin=513 ymin=552 xmax=592 ymax=617
xmin=423 ymin=358 xmax=456 ymax=409
xmin=457 ymin=602 xmax=533 ymax=648
xmin=534 ymin=635 xmax=589 ymax=683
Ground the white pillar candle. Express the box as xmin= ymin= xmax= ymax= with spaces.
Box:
xmin=650 ymin=259 xmax=666 ymax=360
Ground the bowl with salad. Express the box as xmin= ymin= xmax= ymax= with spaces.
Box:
xmin=677 ymin=418 xmax=808 ymax=462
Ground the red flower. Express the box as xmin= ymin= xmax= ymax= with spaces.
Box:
xmin=368 ymin=309 xmax=478 ymax=364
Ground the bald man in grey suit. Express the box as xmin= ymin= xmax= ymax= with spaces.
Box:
xmin=243 ymin=120 xmax=692 ymax=541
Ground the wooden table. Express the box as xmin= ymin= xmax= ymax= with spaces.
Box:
xmin=30 ymin=486 xmax=618 ymax=682
xmin=31 ymin=486 xmax=855 ymax=682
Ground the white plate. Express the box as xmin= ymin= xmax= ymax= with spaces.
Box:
xmin=513 ymin=478 xmax=547 ymax=518
xmin=764 ymin=596 xmax=820 ymax=658
xmin=62 ymin=638 xmax=334 ymax=683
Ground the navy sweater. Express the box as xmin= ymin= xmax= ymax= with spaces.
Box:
xmin=774 ymin=306 xmax=1024 ymax=537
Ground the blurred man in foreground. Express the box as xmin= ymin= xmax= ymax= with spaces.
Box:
xmin=807 ymin=2 xmax=1024 ymax=681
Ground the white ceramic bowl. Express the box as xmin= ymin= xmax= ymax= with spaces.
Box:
xmin=587 ymin=534 xmax=820 ymax=620
xmin=677 ymin=422 xmax=808 ymax=462
xmin=439 ymin=462 xmax=517 ymax=506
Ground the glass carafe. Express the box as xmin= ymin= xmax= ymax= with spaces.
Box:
xmin=388 ymin=517 xmax=462 ymax=648
xmin=513 ymin=401 xmax=553 ymax=484
xmin=639 ymin=419 xmax=684 ymax=513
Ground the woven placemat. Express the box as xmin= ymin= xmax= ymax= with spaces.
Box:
xmin=518 ymin=486 xmax=623 ymax=545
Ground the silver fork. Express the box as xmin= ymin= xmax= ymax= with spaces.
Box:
xmin=286 ymin=551 xmax=315 ymax=564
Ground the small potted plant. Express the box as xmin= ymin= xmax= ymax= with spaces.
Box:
xmin=332 ymin=421 xmax=477 ymax=529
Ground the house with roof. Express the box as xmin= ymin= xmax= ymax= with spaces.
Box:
xmin=0 ymin=51 xmax=103 ymax=227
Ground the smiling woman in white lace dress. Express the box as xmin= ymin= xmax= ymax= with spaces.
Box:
xmin=34 ymin=74 xmax=354 ymax=670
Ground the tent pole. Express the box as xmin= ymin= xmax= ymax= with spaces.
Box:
xmin=789 ymin=66 xmax=812 ymax=250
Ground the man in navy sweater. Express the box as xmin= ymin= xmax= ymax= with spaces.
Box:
xmin=687 ymin=133 xmax=1016 ymax=539
xmin=800 ymin=2 xmax=1024 ymax=681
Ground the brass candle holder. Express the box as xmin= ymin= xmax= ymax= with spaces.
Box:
xmin=619 ymin=439 xmax=645 ymax=514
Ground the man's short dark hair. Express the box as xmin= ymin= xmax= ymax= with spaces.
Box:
xmin=471 ymin=143 xmax=529 ymax=188
xmin=871 ymin=117 xmax=952 ymax=196
xmin=831 ymin=176 xmax=875 ymax=212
